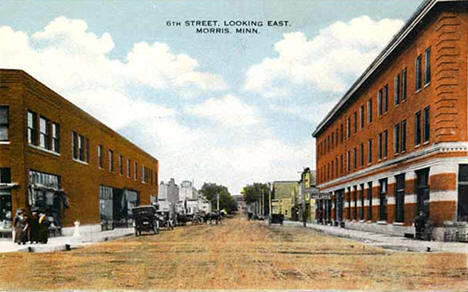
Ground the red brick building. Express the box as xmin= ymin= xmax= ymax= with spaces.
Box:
xmin=312 ymin=0 xmax=468 ymax=240
xmin=0 ymin=69 xmax=158 ymax=233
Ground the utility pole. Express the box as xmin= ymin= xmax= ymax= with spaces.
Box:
xmin=216 ymin=193 xmax=220 ymax=212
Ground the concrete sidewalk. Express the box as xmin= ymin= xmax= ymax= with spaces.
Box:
xmin=0 ymin=227 xmax=134 ymax=253
xmin=282 ymin=220 xmax=468 ymax=254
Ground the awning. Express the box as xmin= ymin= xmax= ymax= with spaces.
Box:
xmin=0 ymin=183 xmax=19 ymax=190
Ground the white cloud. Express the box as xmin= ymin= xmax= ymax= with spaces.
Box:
xmin=0 ymin=16 xmax=312 ymax=195
xmin=185 ymin=95 xmax=260 ymax=127
xmin=244 ymin=16 xmax=404 ymax=97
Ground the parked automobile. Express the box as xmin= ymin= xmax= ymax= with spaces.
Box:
xmin=132 ymin=205 xmax=159 ymax=236
xmin=269 ymin=213 xmax=284 ymax=225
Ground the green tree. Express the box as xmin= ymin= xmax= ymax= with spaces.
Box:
xmin=199 ymin=183 xmax=237 ymax=213
xmin=242 ymin=183 xmax=268 ymax=204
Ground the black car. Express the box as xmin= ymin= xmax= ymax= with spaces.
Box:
xmin=269 ymin=213 xmax=284 ymax=225
xmin=132 ymin=205 xmax=159 ymax=236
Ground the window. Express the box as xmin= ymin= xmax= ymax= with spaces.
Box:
xmin=353 ymin=112 xmax=357 ymax=133
xmin=367 ymin=139 xmax=372 ymax=163
xmin=401 ymin=120 xmax=406 ymax=152
xmin=457 ymin=164 xmax=468 ymax=221
xmin=127 ymin=158 xmax=131 ymax=177
xmin=0 ymin=168 xmax=11 ymax=183
xmin=415 ymin=55 xmax=422 ymax=90
xmin=27 ymin=110 xmax=37 ymax=145
xmin=395 ymin=174 xmax=405 ymax=223
xmin=72 ymin=132 xmax=78 ymax=159
xmin=141 ymin=165 xmax=145 ymax=183
xmin=383 ymin=85 xmax=388 ymax=113
xmin=39 ymin=116 xmax=50 ymax=149
xmin=346 ymin=118 xmax=350 ymax=138
xmin=424 ymin=47 xmax=431 ymax=85
xmin=415 ymin=111 xmax=421 ymax=145
xmin=423 ymin=106 xmax=430 ymax=143
xmin=377 ymin=90 xmax=382 ymax=116
xmin=367 ymin=182 xmax=373 ymax=221
xmin=394 ymin=123 xmax=400 ymax=154
xmin=347 ymin=150 xmax=351 ymax=172
xmin=98 ymin=145 xmax=103 ymax=168
xmin=134 ymin=161 xmax=137 ymax=180
xmin=360 ymin=143 xmax=364 ymax=167
xmin=119 ymin=155 xmax=123 ymax=175
xmin=52 ymin=123 xmax=60 ymax=153
xmin=379 ymin=178 xmax=388 ymax=221
xmin=78 ymin=135 xmax=84 ymax=161
xmin=394 ymin=73 xmax=400 ymax=105
xmin=367 ymin=99 xmax=372 ymax=123
xmin=353 ymin=186 xmax=358 ymax=220
xmin=0 ymin=107 xmax=8 ymax=142
xmin=340 ymin=124 xmax=344 ymax=142
xmin=360 ymin=105 xmax=364 ymax=129
xmin=85 ymin=138 xmax=89 ymax=162
xmin=360 ymin=184 xmax=365 ymax=220
xmin=383 ymin=130 xmax=388 ymax=158
xmin=401 ymin=68 xmax=407 ymax=101
xmin=108 ymin=150 xmax=114 ymax=172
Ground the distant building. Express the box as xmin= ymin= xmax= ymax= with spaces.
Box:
xmin=157 ymin=178 xmax=179 ymax=214
xmin=271 ymin=181 xmax=299 ymax=220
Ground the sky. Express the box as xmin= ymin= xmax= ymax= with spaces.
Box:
xmin=0 ymin=0 xmax=423 ymax=195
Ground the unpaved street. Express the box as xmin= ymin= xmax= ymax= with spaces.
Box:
xmin=0 ymin=216 xmax=466 ymax=290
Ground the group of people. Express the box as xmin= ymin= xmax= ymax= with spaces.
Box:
xmin=13 ymin=209 xmax=49 ymax=245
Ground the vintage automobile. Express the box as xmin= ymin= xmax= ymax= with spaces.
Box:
xmin=132 ymin=205 xmax=159 ymax=236
xmin=269 ymin=213 xmax=284 ymax=225
xmin=155 ymin=210 xmax=174 ymax=230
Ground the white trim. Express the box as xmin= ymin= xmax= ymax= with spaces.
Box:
xmin=28 ymin=144 xmax=60 ymax=157
xmin=0 ymin=141 xmax=10 ymax=145
xmin=319 ymin=144 xmax=468 ymax=192
xmin=72 ymin=158 xmax=89 ymax=165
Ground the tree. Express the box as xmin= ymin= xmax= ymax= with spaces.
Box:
xmin=242 ymin=183 xmax=268 ymax=204
xmin=199 ymin=183 xmax=237 ymax=213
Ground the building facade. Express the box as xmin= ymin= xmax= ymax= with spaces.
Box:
xmin=312 ymin=0 xmax=468 ymax=240
xmin=0 ymin=69 xmax=158 ymax=232
xmin=157 ymin=178 xmax=179 ymax=213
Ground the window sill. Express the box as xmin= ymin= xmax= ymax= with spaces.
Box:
xmin=0 ymin=141 xmax=10 ymax=145
xmin=424 ymin=81 xmax=431 ymax=88
xmin=415 ymin=88 xmax=422 ymax=94
xmin=423 ymin=140 xmax=430 ymax=146
xmin=414 ymin=144 xmax=420 ymax=149
xmin=73 ymin=158 xmax=88 ymax=165
xmin=28 ymin=144 xmax=60 ymax=157
xmin=393 ymin=222 xmax=405 ymax=226
xmin=377 ymin=221 xmax=387 ymax=225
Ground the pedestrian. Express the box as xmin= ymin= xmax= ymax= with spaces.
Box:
xmin=28 ymin=210 xmax=39 ymax=244
xmin=13 ymin=209 xmax=28 ymax=245
xmin=414 ymin=211 xmax=426 ymax=240
xmin=38 ymin=212 xmax=49 ymax=244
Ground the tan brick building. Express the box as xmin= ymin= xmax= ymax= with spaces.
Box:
xmin=0 ymin=69 xmax=158 ymax=233
xmin=312 ymin=0 xmax=468 ymax=240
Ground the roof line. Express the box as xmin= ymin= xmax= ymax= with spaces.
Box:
xmin=312 ymin=0 xmax=448 ymax=137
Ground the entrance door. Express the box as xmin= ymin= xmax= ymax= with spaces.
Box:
xmin=99 ymin=185 xmax=113 ymax=230
xmin=416 ymin=168 xmax=430 ymax=217
xmin=0 ymin=189 xmax=11 ymax=226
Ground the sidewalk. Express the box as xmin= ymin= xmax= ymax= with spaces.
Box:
xmin=282 ymin=220 xmax=468 ymax=254
xmin=0 ymin=227 xmax=134 ymax=253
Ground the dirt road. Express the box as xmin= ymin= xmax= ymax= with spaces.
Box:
xmin=0 ymin=215 xmax=466 ymax=290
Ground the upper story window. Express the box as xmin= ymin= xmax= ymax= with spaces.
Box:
xmin=401 ymin=68 xmax=407 ymax=102
xmin=39 ymin=117 xmax=50 ymax=149
xmin=415 ymin=111 xmax=421 ymax=146
xmin=424 ymin=47 xmax=431 ymax=85
xmin=119 ymin=155 xmax=123 ymax=175
xmin=141 ymin=165 xmax=145 ymax=183
xmin=0 ymin=106 xmax=9 ymax=141
xmin=360 ymin=105 xmax=364 ymax=129
xmin=394 ymin=73 xmax=400 ymax=105
xmin=27 ymin=111 xmax=37 ymax=145
xmin=134 ymin=161 xmax=138 ymax=180
xmin=401 ymin=120 xmax=406 ymax=152
xmin=367 ymin=99 xmax=372 ymax=123
xmin=394 ymin=123 xmax=400 ymax=154
xmin=377 ymin=86 xmax=388 ymax=115
xmin=423 ymin=106 xmax=430 ymax=143
xmin=108 ymin=150 xmax=114 ymax=172
xmin=415 ymin=54 xmax=422 ymax=91
xmin=52 ymin=123 xmax=60 ymax=153
xmin=98 ymin=145 xmax=103 ymax=168
xmin=367 ymin=139 xmax=372 ymax=164
xmin=346 ymin=117 xmax=350 ymax=138
xmin=340 ymin=124 xmax=344 ymax=142
xmin=72 ymin=131 xmax=88 ymax=162
xmin=0 ymin=168 xmax=11 ymax=183
xmin=127 ymin=158 xmax=131 ymax=177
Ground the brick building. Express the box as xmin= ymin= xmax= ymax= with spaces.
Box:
xmin=0 ymin=69 xmax=158 ymax=233
xmin=312 ymin=0 xmax=468 ymax=240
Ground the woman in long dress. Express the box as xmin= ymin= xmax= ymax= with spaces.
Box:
xmin=13 ymin=209 xmax=28 ymax=244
